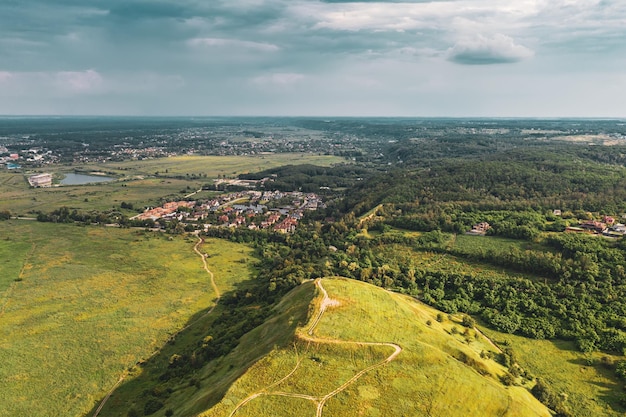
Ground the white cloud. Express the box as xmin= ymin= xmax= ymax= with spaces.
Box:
xmin=251 ymin=72 xmax=305 ymax=86
xmin=55 ymin=70 xmax=103 ymax=93
xmin=187 ymin=37 xmax=280 ymax=52
xmin=447 ymin=34 xmax=534 ymax=65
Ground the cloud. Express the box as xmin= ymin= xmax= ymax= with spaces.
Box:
xmin=251 ymin=72 xmax=305 ymax=86
xmin=447 ymin=34 xmax=534 ymax=65
xmin=187 ymin=37 xmax=280 ymax=52
xmin=0 ymin=70 xmax=104 ymax=96
xmin=0 ymin=0 xmax=624 ymax=116
xmin=0 ymin=71 xmax=13 ymax=82
xmin=55 ymin=69 xmax=103 ymax=93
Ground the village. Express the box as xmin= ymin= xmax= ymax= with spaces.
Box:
xmin=132 ymin=189 xmax=325 ymax=233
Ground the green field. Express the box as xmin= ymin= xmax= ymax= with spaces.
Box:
xmin=78 ymin=154 xmax=345 ymax=178
xmin=480 ymin=327 xmax=625 ymax=417
xmin=452 ymin=234 xmax=552 ymax=255
xmin=0 ymin=221 xmax=254 ymax=417
xmin=203 ymin=278 xmax=550 ymax=417
xmin=97 ymin=271 xmax=314 ymax=417
xmin=0 ymin=154 xmax=346 ymax=215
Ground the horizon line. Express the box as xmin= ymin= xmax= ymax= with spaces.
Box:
xmin=0 ymin=115 xmax=625 ymax=120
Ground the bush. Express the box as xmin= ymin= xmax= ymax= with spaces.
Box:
xmin=616 ymin=360 xmax=626 ymax=380
xmin=462 ymin=315 xmax=476 ymax=328
xmin=143 ymin=399 xmax=164 ymax=415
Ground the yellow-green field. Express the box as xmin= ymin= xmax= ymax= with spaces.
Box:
xmin=97 ymin=271 xmax=314 ymax=417
xmin=77 ymin=154 xmax=345 ymax=178
xmin=0 ymin=221 xmax=254 ymax=417
xmin=203 ymin=278 xmax=550 ymax=417
xmin=0 ymin=154 xmax=346 ymax=215
xmin=480 ymin=327 xmax=625 ymax=417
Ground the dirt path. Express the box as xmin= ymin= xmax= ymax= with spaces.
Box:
xmin=93 ymin=236 xmax=218 ymax=417
xmin=0 ymin=242 xmax=36 ymax=317
xmin=229 ymin=279 xmax=402 ymax=417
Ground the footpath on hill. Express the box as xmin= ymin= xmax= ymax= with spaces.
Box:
xmin=92 ymin=236 xmax=218 ymax=417
xmin=228 ymin=278 xmax=402 ymax=417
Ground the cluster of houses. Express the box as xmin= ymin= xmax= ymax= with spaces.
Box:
xmin=467 ymin=214 xmax=626 ymax=239
xmin=565 ymin=216 xmax=626 ymax=238
xmin=133 ymin=201 xmax=195 ymax=221
xmin=133 ymin=190 xmax=325 ymax=234
xmin=1 ymin=148 xmax=58 ymax=169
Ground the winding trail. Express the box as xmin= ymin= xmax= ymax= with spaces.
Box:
xmin=229 ymin=279 xmax=402 ymax=417
xmin=93 ymin=236 xmax=218 ymax=417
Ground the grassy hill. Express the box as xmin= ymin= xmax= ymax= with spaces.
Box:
xmin=200 ymin=278 xmax=550 ymax=417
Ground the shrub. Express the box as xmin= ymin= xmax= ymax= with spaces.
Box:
xmin=143 ymin=399 xmax=164 ymax=415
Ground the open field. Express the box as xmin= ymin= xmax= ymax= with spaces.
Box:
xmin=480 ymin=327 xmax=625 ymax=417
xmin=203 ymin=278 xmax=549 ymax=417
xmin=452 ymin=234 xmax=545 ymax=254
xmin=0 ymin=154 xmax=346 ymax=215
xmin=0 ymin=221 xmax=254 ymax=417
xmin=77 ymin=154 xmax=345 ymax=178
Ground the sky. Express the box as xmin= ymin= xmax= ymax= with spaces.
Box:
xmin=0 ymin=0 xmax=625 ymax=117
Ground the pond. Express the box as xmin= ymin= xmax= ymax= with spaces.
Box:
xmin=60 ymin=173 xmax=115 ymax=185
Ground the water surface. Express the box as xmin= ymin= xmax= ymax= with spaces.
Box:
xmin=60 ymin=173 xmax=114 ymax=185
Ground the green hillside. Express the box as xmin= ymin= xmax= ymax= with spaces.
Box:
xmin=201 ymin=278 xmax=550 ymax=417
xmin=0 ymin=221 xmax=253 ymax=417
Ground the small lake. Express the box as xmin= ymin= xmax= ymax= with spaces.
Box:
xmin=60 ymin=173 xmax=115 ymax=185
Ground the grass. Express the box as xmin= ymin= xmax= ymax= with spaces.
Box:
xmin=0 ymin=230 xmax=32 ymax=293
xmin=480 ymin=327 xmax=625 ymax=417
xmin=376 ymin=243 xmax=537 ymax=283
xmin=203 ymin=278 xmax=550 ymax=417
xmin=98 ymin=276 xmax=315 ymax=417
xmin=0 ymin=221 xmax=253 ymax=417
xmin=0 ymin=154 xmax=346 ymax=215
xmin=77 ymin=154 xmax=345 ymax=178
xmin=452 ymin=234 xmax=552 ymax=255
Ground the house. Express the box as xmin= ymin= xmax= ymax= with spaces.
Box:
xmin=603 ymin=216 xmax=615 ymax=225
xmin=467 ymin=222 xmax=491 ymax=235
xmin=580 ymin=221 xmax=607 ymax=234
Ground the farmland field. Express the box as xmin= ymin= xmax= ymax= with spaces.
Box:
xmin=0 ymin=221 xmax=254 ymax=417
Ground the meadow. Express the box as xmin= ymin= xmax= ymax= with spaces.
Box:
xmin=480 ymin=327 xmax=625 ymax=417
xmin=77 ymin=154 xmax=344 ymax=178
xmin=0 ymin=154 xmax=345 ymax=215
xmin=0 ymin=221 xmax=254 ymax=417
xmin=203 ymin=278 xmax=550 ymax=417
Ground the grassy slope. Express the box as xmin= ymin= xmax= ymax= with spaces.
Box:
xmin=0 ymin=154 xmax=345 ymax=215
xmin=99 ymin=279 xmax=316 ymax=417
xmin=202 ymin=278 xmax=550 ymax=417
xmin=0 ymin=221 xmax=252 ymax=417
xmin=481 ymin=327 xmax=625 ymax=417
